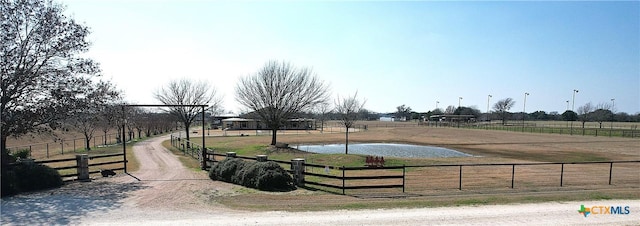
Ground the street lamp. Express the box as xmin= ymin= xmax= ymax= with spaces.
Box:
xmin=523 ymin=92 xmax=529 ymax=130
xmin=487 ymin=95 xmax=492 ymax=121
xmin=572 ymin=89 xmax=579 ymax=111
xmin=611 ymin=98 xmax=615 ymax=112
xmin=566 ymin=100 xmax=570 ymax=127
xmin=571 ymin=89 xmax=579 ymax=135
xmin=610 ymin=98 xmax=615 ymax=133
xmin=458 ymin=97 xmax=463 ymax=108
xmin=436 ymin=101 xmax=439 ymax=110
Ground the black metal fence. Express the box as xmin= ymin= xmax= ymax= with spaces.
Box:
xmin=167 ymin=135 xmax=640 ymax=195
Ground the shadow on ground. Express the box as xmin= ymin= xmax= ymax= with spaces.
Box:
xmin=1 ymin=179 xmax=146 ymax=225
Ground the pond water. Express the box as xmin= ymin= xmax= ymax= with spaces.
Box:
xmin=294 ymin=143 xmax=471 ymax=158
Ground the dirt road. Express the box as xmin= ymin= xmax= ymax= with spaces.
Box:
xmin=2 ymin=135 xmax=639 ymax=225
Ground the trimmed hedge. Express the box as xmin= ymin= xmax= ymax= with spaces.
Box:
xmin=1 ymin=162 xmax=63 ymax=197
xmin=209 ymin=158 xmax=295 ymax=192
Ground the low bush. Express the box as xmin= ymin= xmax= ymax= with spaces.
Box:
xmin=209 ymin=158 xmax=295 ymax=192
xmin=1 ymin=162 xmax=63 ymax=197
xmin=12 ymin=149 xmax=30 ymax=159
xmin=209 ymin=158 xmax=246 ymax=182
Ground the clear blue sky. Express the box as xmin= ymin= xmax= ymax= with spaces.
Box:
xmin=63 ymin=0 xmax=640 ymax=114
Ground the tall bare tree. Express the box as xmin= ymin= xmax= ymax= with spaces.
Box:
xmin=314 ymin=102 xmax=332 ymax=133
xmin=444 ymin=105 xmax=456 ymax=114
xmin=592 ymin=102 xmax=613 ymax=128
xmin=1 ymin=0 xmax=103 ymax=165
xmin=493 ymin=98 xmax=516 ymax=125
xmin=154 ymin=79 xmax=221 ymax=144
xmin=335 ymin=92 xmax=366 ymax=155
xmin=577 ymin=102 xmax=594 ymax=131
xmin=97 ymin=104 xmax=121 ymax=145
xmin=235 ymin=60 xmax=330 ymax=145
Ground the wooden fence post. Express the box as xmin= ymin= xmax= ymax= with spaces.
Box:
xmin=459 ymin=165 xmax=463 ymax=190
xmin=560 ymin=163 xmax=565 ymax=187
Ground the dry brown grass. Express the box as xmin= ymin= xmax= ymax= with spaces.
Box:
xmin=195 ymin=124 xmax=640 ymax=210
xmin=10 ymin=123 xmax=640 ymax=210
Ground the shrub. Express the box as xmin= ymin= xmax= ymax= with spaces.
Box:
xmin=1 ymin=162 xmax=63 ymax=197
xmin=209 ymin=158 xmax=295 ymax=192
xmin=12 ymin=149 xmax=30 ymax=159
xmin=251 ymin=161 xmax=296 ymax=191
xmin=209 ymin=158 xmax=247 ymax=182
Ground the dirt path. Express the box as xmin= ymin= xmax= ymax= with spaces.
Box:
xmin=2 ymin=135 xmax=639 ymax=225
xmin=107 ymin=135 xmax=233 ymax=211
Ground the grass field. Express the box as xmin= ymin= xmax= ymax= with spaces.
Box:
xmin=9 ymin=121 xmax=640 ymax=211
xmin=159 ymin=123 xmax=640 ymax=210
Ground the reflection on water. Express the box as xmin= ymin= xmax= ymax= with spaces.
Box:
xmin=295 ymin=143 xmax=471 ymax=158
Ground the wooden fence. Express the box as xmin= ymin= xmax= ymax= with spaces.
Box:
xmin=33 ymin=153 xmax=127 ymax=181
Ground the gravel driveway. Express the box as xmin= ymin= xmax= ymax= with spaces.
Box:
xmin=2 ymin=135 xmax=638 ymax=225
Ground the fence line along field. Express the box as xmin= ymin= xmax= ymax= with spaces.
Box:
xmin=8 ymin=120 xmax=640 ymax=196
xmin=184 ymin=124 xmax=640 ymax=196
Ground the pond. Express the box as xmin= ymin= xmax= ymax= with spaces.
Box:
xmin=294 ymin=143 xmax=472 ymax=158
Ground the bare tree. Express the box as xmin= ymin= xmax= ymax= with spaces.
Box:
xmin=335 ymin=92 xmax=366 ymax=155
xmin=154 ymin=79 xmax=221 ymax=144
xmin=444 ymin=105 xmax=456 ymax=114
xmin=1 ymin=0 xmax=103 ymax=165
xmin=493 ymin=98 xmax=516 ymax=125
xmin=97 ymin=104 xmax=121 ymax=145
xmin=577 ymin=102 xmax=594 ymax=133
xmin=395 ymin=104 xmax=412 ymax=121
xmin=67 ymin=81 xmax=120 ymax=150
xmin=235 ymin=60 xmax=330 ymax=145
xmin=592 ymin=102 xmax=613 ymax=128
xmin=314 ymin=102 xmax=332 ymax=133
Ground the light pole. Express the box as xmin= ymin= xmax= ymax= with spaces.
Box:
xmin=523 ymin=92 xmax=529 ymax=131
xmin=436 ymin=101 xmax=439 ymax=110
xmin=572 ymin=89 xmax=579 ymax=111
xmin=571 ymin=89 xmax=579 ymax=135
xmin=566 ymin=100 xmax=570 ymax=127
xmin=610 ymin=98 xmax=615 ymax=134
xmin=487 ymin=95 xmax=492 ymax=122
xmin=458 ymin=97 xmax=463 ymax=108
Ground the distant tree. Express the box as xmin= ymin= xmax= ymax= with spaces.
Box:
xmin=454 ymin=106 xmax=481 ymax=118
xmin=614 ymin=112 xmax=631 ymax=122
xmin=97 ymin=104 xmax=121 ymax=145
xmin=444 ymin=105 xmax=456 ymax=114
xmin=67 ymin=81 xmax=120 ymax=150
xmin=395 ymin=104 xmax=412 ymax=121
xmin=335 ymin=92 xmax=366 ymax=155
xmin=577 ymin=102 xmax=595 ymax=135
xmin=591 ymin=102 xmax=613 ymax=128
xmin=1 ymin=0 xmax=104 ymax=166
xmin=431 ymin=108 xmax=444 ymax=115
xmin=493 ymin=98 xmax=516 ymax=125
xmin=154 ymin=79 xmax=221 ymax=145
xmin=562 ymin=110 xmax=578 ymax=121
xmin=358 ymin=108 xmax=378 ymax=121
xmin=548 ymin=111 xmax=561 ymax=121
xmin=313 ymin=102 xmax=332 ymax=133
xmin=235 ymin=61 xmax=330 ymax=145
xmin=530 ymin=111 xmax=549 ymax=120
